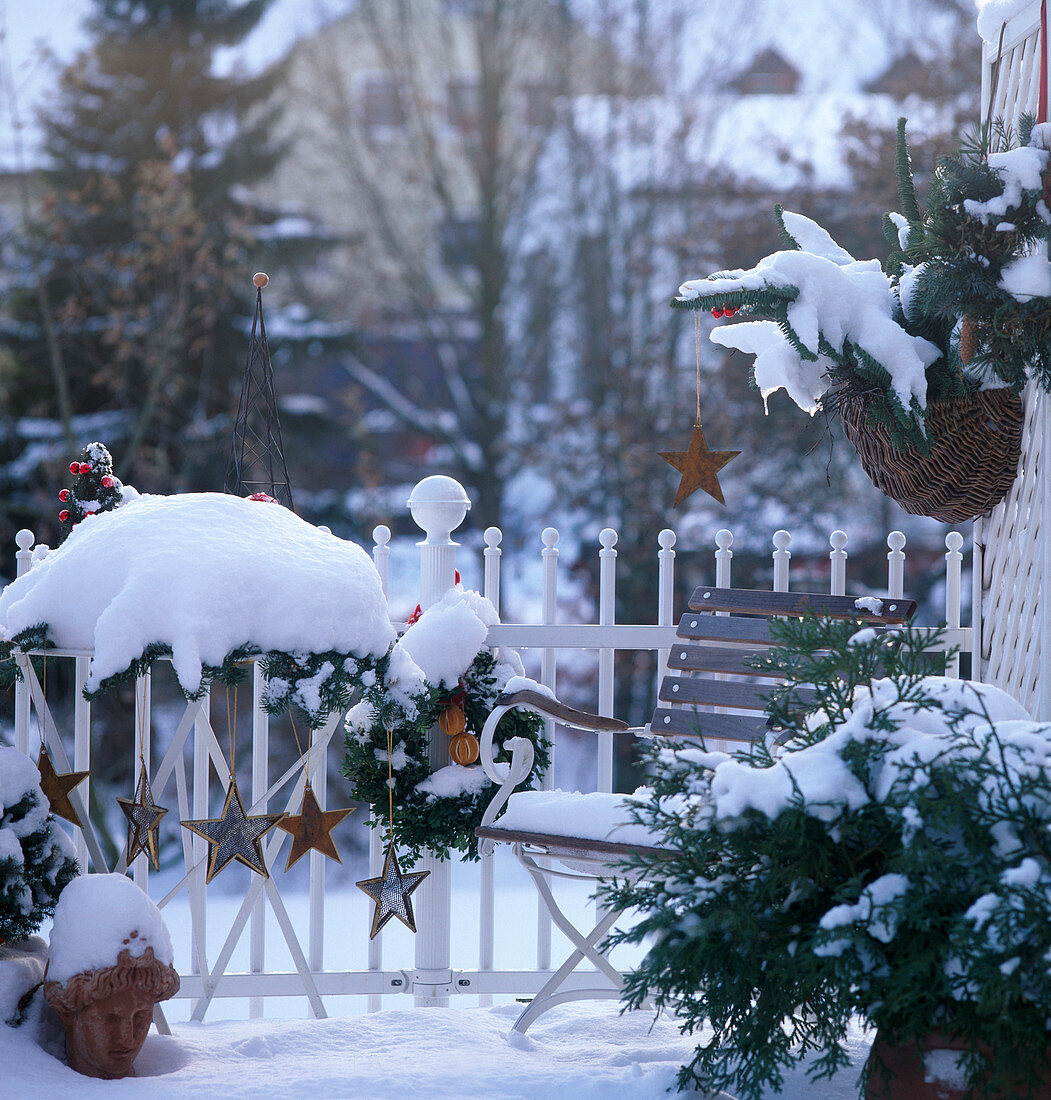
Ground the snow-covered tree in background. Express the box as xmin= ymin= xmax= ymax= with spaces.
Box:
xmin=0 ymin=0 xmax=342 ymax=557
xmin=0 ymin=746 xmax=78 ymax=944
xmin=282 ymin=0 xmax=636 ymax=530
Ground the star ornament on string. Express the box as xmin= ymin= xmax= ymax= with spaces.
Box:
xmin=659 ymin=423 xmax=741 ymax=506
xmin=116 ymin=764 xmax=167 ymax=871
xmin=356 ymin=842 xmax=430 ymax=939
xmin=181 ymin=778 xmax=286 ymax=883
xmin=37 ymin=746 xmax=90 ymax=828
xmin=277 ymin=784 xmax=354 ymax=871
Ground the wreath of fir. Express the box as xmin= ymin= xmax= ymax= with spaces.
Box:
xmin=343 ymin=649 xmax=548 ymax=863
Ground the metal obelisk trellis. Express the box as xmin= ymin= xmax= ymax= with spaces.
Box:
xmin=225 ymin=272 xmax=295 ymax=509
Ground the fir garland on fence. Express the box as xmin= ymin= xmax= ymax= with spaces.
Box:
xmin=343 ymin=649 xmax=548 ymax=863
xmin=2 ymin=617 xmax=547 ymax=861
xmin=0 ymin=625 xmax=52 ymax=693
xmin=0 ymin=625 xmax=383 ymax=731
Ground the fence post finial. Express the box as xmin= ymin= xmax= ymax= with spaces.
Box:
xmin=408 ymin=475 xmax=471 ymax=612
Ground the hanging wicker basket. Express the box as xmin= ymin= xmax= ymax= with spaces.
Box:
xmin=839 ymin=388 xmax=1024 ymax=523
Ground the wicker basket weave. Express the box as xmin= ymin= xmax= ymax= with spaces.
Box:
xmin=839 ymin=388 xmax=1024 ymax=523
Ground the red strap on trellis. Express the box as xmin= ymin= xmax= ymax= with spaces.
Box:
xmin=1040 ymin=0 xmax=1049 ymax=124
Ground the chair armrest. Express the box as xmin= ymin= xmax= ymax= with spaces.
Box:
xmin=476 ymin=691 xmax=629 ymax=857
xmin=491 ymin=690 xmax=629 ymax=733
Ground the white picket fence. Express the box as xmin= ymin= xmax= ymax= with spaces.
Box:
xmin=9 ymin=481 xmax=972 ymax=1019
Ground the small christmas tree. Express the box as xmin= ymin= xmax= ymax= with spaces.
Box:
xmin=58 ymin=443 xmax=125 ymax=534
xmin=0 ymin=746 xmax=79 ymax=944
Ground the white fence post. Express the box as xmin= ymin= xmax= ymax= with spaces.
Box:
xmin=479 ymin=524 xmax=502 ymax=1006
xmin=772 ymin=530 xmax=791 ymax=591
xmin=829 ymin=531 xmax=847 ymax=596
xmin=408 ymin=475 xmax=470 ymax=1009
xmin=656 ymin=530 xmax=676 ymax=688
xmin=131 ymin=671 xmax=152 ymax=891
xmin=190 ymin=690 xmax=211 ymax=978
xmin=887 ymin=532 xmax=906 ymax=599
xmin=597 ymin=529 xmax=617 ymax=794
xmin=537 ymin=526 xmax=559 ymax=972
xmin=250 ymin=664 xmax=269 ymax=1018
xmin=368 ymin=522 xmax=392 ymax=1012
xmin=945 ymin=532 xmax=964 ymax=679
xmin=715 ymin=529 xmax=733 ymax=589
xmin=372 ymin=525 xmax=391 ymax=600
xmin=73 ymin=657 xmax=91 ymax=870
xmin=540 ymin=527 xmax=559 ymax=782
xmin=483 ymin=527 xmax=502 ymax=613
xmin=13 ymin=530 xmax=34 ymax=756
xmin=971 ymin=519 xmax=984 ymax=685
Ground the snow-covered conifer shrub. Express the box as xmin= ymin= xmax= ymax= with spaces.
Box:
xmin=0 ymin=746 xmax=78 ymax=944
xmin=606 ymin=617 xmax=1051 ymax=1099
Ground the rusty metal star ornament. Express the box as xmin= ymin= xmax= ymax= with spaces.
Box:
xmin=117 ymin=763 xmax=167 ymax=870
xmin=356 ymin=842 xmax=430 ymax=939
xmin=276 ymin=783 xmax=354 ymax=871
xmin=659 ymin=423 xmax=741 ymax=506
xmin=37 ymin=746 xmax=89 ymax=828
xmin=181 ymin=777 xmax=286 ymax=883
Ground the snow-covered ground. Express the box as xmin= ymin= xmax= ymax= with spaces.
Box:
xmin=0 ymin=996 xmax=874 ymax=1100
xmin=2 ymin=854 xmax=873 ymax=1098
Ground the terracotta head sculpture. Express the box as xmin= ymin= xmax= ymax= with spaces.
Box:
xmin=42 ymin=873 xmax=179 ymax=1079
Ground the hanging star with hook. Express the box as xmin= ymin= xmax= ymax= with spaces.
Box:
xmin=659 ymin=423 xmax=741 ymax=506
xmin=356 ymin=842 xmax=430 ymax=939
xmin=181 ymin=777 xmax=286 ymax=883
xmin=117 ymin=763 xmax=167 ymax=871
xmin=277 ymin=784 xmax=354 ymax=871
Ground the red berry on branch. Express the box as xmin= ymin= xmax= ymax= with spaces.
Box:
xmin=69 ymin=462 xmax=79 ymax=474
xmin=59 ymin=489 xmax=70 ymax=502
xmin=711 ymin=308 xmax=722 ymax=318
xmin=101 ymin=476 xmax=114 ymax=488
xmin=727 ymin=306 xmax=738 ymax=316
xmin=59 ymin=510 xmax=69 ymax=522
xmin=79 ymin=462 xmax=92 ymax=474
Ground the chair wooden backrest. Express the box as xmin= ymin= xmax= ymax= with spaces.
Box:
xmin=476 ymin=586 xmax=917 ymax=854
xmin=650 ymin=586 xmax=917 ymax=741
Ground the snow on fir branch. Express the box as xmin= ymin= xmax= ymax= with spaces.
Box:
xmin=0 ymin=745 xmax=79 ymax=945
xmin=673 ymin=118 xmax=1051 ymax=454
xmin=602 ymin=617 xmax=1051 ymax=1100
xmin=0 ymin=491 xmax=547 ymax=860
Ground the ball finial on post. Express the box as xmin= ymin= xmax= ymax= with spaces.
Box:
xmin=253 ymin=272 xmax=269 ymax=289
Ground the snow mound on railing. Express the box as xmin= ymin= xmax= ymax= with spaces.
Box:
xmin=0 ymin=493 xmax=395 ymax=695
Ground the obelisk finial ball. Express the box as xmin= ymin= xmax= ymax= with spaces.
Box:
xmin=253 ymin=272 xmax=269 ymax=288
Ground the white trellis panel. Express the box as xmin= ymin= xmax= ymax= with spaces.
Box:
xmin=978 ymin=3 xmax=1051 ymax=720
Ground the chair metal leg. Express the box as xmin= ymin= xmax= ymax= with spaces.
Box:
xmin=511 ymin=843 xmax=627 ymax=1034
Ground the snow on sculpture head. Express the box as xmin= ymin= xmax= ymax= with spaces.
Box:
xmin=43 ymin=874 xmax=178 ymax=1079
